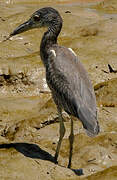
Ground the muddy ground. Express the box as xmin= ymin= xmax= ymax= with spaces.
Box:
xmin=0 ymin=0 xmax=117 ymax=179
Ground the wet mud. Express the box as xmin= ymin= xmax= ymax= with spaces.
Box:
xmin=0 ymin=0 xmax=117 ymax=179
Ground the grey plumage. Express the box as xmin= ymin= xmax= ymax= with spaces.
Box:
xmin=10 ymin=7 xmax=100 ymax=168
xmin=46 ymin=45 xmax=99 ymax=135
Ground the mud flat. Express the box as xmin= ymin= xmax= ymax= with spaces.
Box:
xmin=0 ymin=0 xmax=117 ymax=179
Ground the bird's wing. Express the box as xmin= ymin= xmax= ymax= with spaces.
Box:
xmin=47 ymin=46 xmax=99 ymax=136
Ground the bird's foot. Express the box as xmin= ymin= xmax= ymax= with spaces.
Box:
xmin=67 ymin=163 xmax=71 ymax=169
xmin=67 ymin=162 xmax=83 ymax=176
xmin=54 ymin=156 xmax=58 ymax=164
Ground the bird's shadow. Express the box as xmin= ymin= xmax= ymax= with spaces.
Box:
xmin=0 ymin=142 xmax=83 ymax=176
xmin=0 ymin=142 xmax=56 ymax=162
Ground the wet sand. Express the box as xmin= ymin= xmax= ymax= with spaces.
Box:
xmin=0 ymin=0 xmax=117 ymax=179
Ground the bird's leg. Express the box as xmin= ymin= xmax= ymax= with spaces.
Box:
xmin=54 ymin=109 xmax=66 ymax=163
xmin=68 ymin=117 xmax=74 ymax=168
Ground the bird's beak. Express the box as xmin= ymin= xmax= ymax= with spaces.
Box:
xmin=10 ymin=19 xmax=33 ymax=37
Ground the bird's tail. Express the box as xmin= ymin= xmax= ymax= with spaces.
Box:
xmin=78 ymin=106 xmax=100 ymax=137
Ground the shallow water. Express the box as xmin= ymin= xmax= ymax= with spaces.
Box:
xmin=0 ymin=0 xmax=117 ymax=179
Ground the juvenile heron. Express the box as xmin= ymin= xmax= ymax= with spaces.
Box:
xmin=10 ymin=7 xmax=100 ymax=168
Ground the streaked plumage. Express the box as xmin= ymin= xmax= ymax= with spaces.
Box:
xmin=10 ymin=7 xmax=100 ymax=168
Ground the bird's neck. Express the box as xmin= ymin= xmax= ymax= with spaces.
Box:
xmin=40 ymin=20 xmax=62 ymax=66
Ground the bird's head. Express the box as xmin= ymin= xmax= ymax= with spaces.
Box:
xmin=10 ymin=7 xmax=62 ymax=37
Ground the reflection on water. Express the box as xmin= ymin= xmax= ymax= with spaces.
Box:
xmin=0 ymin=0 xmax=117 ymax=179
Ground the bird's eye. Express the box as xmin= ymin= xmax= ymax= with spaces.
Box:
xmin=33 ymin=15 xmax=40 ymax=21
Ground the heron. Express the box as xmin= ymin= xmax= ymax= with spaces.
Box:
xmin=10 ymin=7 xmax=100 ymax=168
